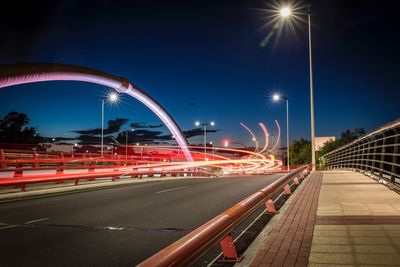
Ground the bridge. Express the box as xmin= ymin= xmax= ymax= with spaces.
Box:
xmin=1 ymin=64 xmax=400 ymax=267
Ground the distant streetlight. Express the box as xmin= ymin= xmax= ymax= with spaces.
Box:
xmin=273 ymin=93 xmax=290 ymax=171
xmin=195 ymin=121 xmax=216 ymax=161
xmin=72 ymin=143 xmax=78 ymax=157
xmin=224 ymin=140 xmax=229 ymax=148
xmin=276 ymin=4 xmax=316 ymax=170
xmin=101 ymin=92 xmax=119 ymax=155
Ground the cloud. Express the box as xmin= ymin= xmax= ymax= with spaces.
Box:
xmin=183 ymin=128 xmax=220 ymax=139
xmin=74 ymin=118 xmax=129 ymax=135
xmin=130 ymin=122 xmax=164 ymax=129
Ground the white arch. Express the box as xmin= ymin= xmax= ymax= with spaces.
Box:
xmin=0 ymin=63 xmax=193 ymax=161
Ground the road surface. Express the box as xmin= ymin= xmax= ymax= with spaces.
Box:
xmin=0 ymin=174 xmax=282 ymax=266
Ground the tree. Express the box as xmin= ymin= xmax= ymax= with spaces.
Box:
xmin=318 ymin=128 xmax=366 ymax=157
xmin=289 ymin=138 xmax=311 ymax=165
xmin=0 ymin=112 xmax=41 ymax=144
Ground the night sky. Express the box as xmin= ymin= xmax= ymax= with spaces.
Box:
xmin=0 ymin=0 xmax=399 ymax=147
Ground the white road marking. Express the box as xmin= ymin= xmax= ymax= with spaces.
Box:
xmin=155 ymin=186 xmax=187 ymax=194
xmin=24 ymin=217 xmax=49 ymax=224
xmin=0 ymin=225 xmax=17 ymax=230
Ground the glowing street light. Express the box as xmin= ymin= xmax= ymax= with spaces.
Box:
xmin=101 ymin=92 xmax=119 ymax=155
xmin=109 ymin=92 xmax=118 ymax=102
xmin=272 ymin=93 xmax=290 ymax=171
xmin=275 ymin=3 xmax=316 ymax=170
xmin=224 ymin=140 xmax=229 ymax=148
xmin=280 ymin=7 xmax=291 ymax=17
xmin=195 ymin=121 xmax=216 ymax=161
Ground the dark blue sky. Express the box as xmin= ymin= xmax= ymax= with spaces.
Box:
xmin=0 ymin=0 xmax=399 ymax=146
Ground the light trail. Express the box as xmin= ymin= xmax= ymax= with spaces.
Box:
xmin=240 ymin=122 xmax=259 ymax=152
xmin=0 ymin=144 xmax=282 ymax=185
xmin=270 ymin=119 xmax=281 ymax=152
xmin=258 ymin=122 xmax=269 ymax=153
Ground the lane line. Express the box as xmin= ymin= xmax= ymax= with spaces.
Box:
xmin=24 ymin=217 xmax=49 ymax=224
xmin=155 ymin=186 xmax=187 ymax=194
xmin=0 ymin=225 xmax=17 ymax=230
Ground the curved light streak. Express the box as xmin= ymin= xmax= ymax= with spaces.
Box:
xmin=240 ymin=122 xmax=259 ymax=152
xmin=258 ymin=122 xmax=269 ymax=153
xmin=270 ymin=120 xmax=281 ymax=152
xmin=0 ymin=63 xmax=193 ymax=161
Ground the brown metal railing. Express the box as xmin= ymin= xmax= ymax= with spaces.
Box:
xmin=138 ymin=165 xmax=310 ymax=266
xmin=321 ymin=119 xmax=400 ymax=187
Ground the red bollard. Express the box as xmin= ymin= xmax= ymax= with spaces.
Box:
xmin=265 ymin=199 xmax=279 ymax=214
xmin=284 ymin=184 xmax=292 ymax=195
xmin=218 ymin=235 xmax=243 ymax=263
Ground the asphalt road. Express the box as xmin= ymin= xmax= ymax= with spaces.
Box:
xmin=0 ymin=174 xmax=282 ymax=266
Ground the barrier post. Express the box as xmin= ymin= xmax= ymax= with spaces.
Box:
xmin=218 ymin=234 xmax=243 ymax=263
xmin=265 ymin=199 xmax=279 ymax=214
xmin=283 ymin=184 xmax=292 ymax=195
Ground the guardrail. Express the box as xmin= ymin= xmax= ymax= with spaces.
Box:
xmin=321 ymin=119 xmax=400 ymax=187
xmin=138 ymin=165 xmax=310 ymax=266
xmin=0 ymin=148 xmax=180 ymax=178
xmin=0 ymin=169 xmax=213 ymax=192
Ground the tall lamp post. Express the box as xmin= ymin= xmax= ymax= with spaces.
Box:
xmin=101 ymin=92 xmax=119 ymax=156
xmin=273 ymin=93 xmax=290 ymax=171
xmin=195 ymin=121 xmax=215 ymax=161
xmin=125 ymin=128 xmax=134 ymax=159
xmin=278 ymin=5 xmax=316 ymax=170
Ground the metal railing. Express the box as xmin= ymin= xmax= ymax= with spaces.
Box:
xmin=321 ymin=119 xmax=400 ymax=186
xmin=138 ymin=166 xmax=310 ymax=266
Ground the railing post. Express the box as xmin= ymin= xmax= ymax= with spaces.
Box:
xmin=0 ymin=149 xmax=5 ymax=169
xmin=371 ymin=139 xmax=379 ymax=176
xmin=365 ymin=140 xmax=372 ymax=173
xmin=57 ymin=152 xmax=64 ymax=175
xmin=353 ymin=144 xmax=359 ymax=170
xmin=390 ymin=134 xmax=399 ymax=184
xmin=379 ymin=132 xmax=387 ymax=179
xmin=32 ymin=151 xmax=39 ymax=168
xmin=359 ymin=142 xmax=365 ymax=171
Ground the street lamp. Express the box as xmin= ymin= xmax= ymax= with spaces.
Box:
xmin=101 ymin=92 xmax=119 ymax=156
xmin=280 ymin=7 xmax=291 ymax=17
xmin=277 ymin=5 xmax=316 ymax=171
xmin=72 ymin=143 xmax=78 ymax=157
xmin=195 ymin=121 xmax=215 ymax=161
xmin=273 ymin=93 xmax=290 ymax=171
xmin=125 ymin=128 xmax=134 ymax=159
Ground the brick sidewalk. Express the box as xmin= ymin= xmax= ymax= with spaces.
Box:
xmin=309 ymin=171 xmax=400 ymax=266
xmin=250 ymin=172 xmax=323 ymax=267
xmin=248 ymin=170 xmax=400 ymax=267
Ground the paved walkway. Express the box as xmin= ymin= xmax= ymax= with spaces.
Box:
xmin=248 ymin=170 xmax=400 ymax=267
